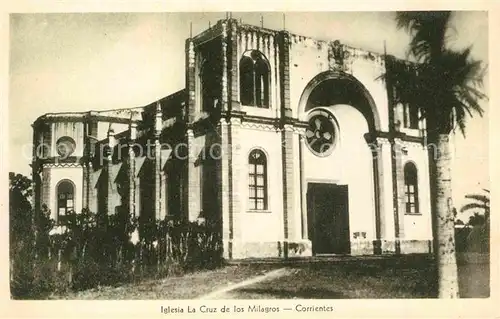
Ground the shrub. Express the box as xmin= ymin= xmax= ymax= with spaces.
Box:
xmin=11 ymin=207 xmax=223 ymax=297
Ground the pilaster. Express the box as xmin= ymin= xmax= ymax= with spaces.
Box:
xmin=228 ymin=19 xmax=240 ymax=112
xmin=154 ymin=139 xmax=162 ymax=220
xmin=278 ymin=31 xmax=291 ymax=117
xmin=187 ymin=128 xmax=201 ymax=221
xmin=219 ymin=118 xmax=232 ymax=259
xmin=394 ymin=138 xmax=406 ymax=239
xmin=221 ymin=21 xmax=229 ymax=112
xmin=128 ymin=123 xmax=137 ymax=218
xmin=186 ymin=39 xmax=196 ymax=123
xmin=82 ymin=119 xmax=90 ymax=210
xmin=281 ymin=124 xmax=296 ymax=257
xmin=106 ymin=128 xmax=115 ymax=216
xmin=82 ymin=164 xmax=89 ymax=210
xmin=41 ymin=168 xmax=50 ymax=210
xmin=375 ymin=137 xmax=397 ymax=253
xmin=154 ymin=102 xmax=163 ymax=221
xmin=298 ymin=131 xmax=308 ymax=240
xmin=229 ymin=117 xmax=241 ymax=246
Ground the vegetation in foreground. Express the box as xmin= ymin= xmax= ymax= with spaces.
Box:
xmin=49 ymin=254 xmax=489 ymax=300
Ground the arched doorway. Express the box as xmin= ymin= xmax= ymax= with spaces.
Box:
xmin=299 ymin=71 xmax=380 ymax=255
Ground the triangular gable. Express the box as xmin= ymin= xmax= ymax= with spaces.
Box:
xmin=110 ymin=162 xmax=123 ymax=183
xmin=91 ymin=168 xmax=103 ymax=189
xmin=160 ymin=149 xmax=172 ymax=170
xmin=134 ymin=156 xmax=146 ymax=177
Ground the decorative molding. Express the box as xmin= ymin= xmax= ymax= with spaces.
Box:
xmin=240 ymin=121 xmax=278 ymax=132
xmin=328 ymin=40 xmax=346 ymax=72
xmin=364 ymin=130 xmax=425 ymax=145
xmin=400 ymin=139 xmax=428 ymax=149
xmin=43 ymin=162 xmax=83 ymax=169
xmin=35 ymin=114 xmax=141 ymax=125
xmin=239 ymin=23 xmax=279 ymax=36
xmin=188 ymin=41 xmax=195 ymax=66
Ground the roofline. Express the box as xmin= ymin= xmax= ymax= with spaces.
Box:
xmin=33 ymin=88 xmax=187 ymax=125
xmin=211 ymin=18 xmax=403 ymax=62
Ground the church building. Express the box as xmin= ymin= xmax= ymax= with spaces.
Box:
xmin=31 ymin=18 xmax=433 ymax=259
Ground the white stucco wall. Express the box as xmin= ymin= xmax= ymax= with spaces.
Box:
xmin=235 ymin=125 xmax=284 ymax=243
xmin=289 ymin=39 xmax=329 ymax=120
xmin=346 ymin=49 xmax=389 ymax=132
xmin=401 ymin=142 xmax=433 ymax=240
xmin=289 ymin=40 xmax=389 ymax=133
xmin=303 ymin=104 xmax=377 ymax=240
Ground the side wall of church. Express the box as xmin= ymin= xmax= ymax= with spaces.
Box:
xmin=399 ymin=141 xmax=433 ymax=253
xmin=232 ymin=124 xmax=285 ymax=258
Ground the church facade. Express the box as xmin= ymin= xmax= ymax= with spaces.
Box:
xmin=31 ymin=18 xmax=433 ymax=259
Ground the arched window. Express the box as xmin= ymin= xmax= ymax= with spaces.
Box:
xmin=200 ymin=60 xmax=221 ymax=112
xmin=240 ymin=50 xmax=270 ymax=108
xmin=57 ymin=180 xmax=75 ymax=223
xmin=404 ymin=162 xmax=419 ymax=214
xmin=248 ymin=149 xmax=268 ymax=210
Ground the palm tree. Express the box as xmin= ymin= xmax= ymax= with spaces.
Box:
xmin=460 ymin=189 xmax=490 ymax=221
xmin=386 ymin=12 xmax=487 ymax=298
xmin=460 ymin=189 xmax=490 ymax=253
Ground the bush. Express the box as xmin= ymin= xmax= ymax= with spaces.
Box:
xmin=11 ymin=207 xmax=223 ymax=297
xmin=71 ymin=259 xmax=134 ymax=290
xmin=10 ymin=240 xmax=35 ymax=299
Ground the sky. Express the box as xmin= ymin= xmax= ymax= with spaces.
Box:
xmin=8 ymin=11 xmax=489 ymax=218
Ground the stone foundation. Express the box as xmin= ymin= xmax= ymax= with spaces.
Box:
xmin=380 ymin=239 xmax=397 ymax=254
xmin=226 ymin=239 xmax=431 ymax=259
xmin=400 ymin=239 xmax=432 ymax=254
xmin=231 ymin=240 xmax=313 ymax=259
xmin=350 ymin=240 xmax=375 ymax=255
xmin=374 ymin=239 xmax=432 ymax=254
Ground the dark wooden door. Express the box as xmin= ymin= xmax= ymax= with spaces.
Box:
xmin=307 ymin=183 xmax=350 ymax=255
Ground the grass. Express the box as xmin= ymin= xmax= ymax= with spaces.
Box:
xmin=50 ymin=263 xmax=281 ymax=300
xmin=457 ymin=258 xmax=490 ymax=298
xmin=224 ymin=256 xmax=437 ymax=299
xmin=48 ymin=254 xmax=489 ymax=299
xmin=223 ymin=254 xmax=489 ymax=299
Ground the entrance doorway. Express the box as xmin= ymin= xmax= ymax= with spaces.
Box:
xmin=307 ymin=183 xmax=350 ymax=255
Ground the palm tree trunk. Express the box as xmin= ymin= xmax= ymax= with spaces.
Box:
xmin=433 ymin=134 xmax=460 ymax=298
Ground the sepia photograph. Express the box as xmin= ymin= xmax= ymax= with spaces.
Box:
xmin=6 ymin=7 xmax=491 ymax=307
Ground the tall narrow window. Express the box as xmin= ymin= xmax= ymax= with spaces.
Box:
xmin=404 ymin=162 xmax=419 ymax=214
xmin=240 ymin=50 xmax=270 ymax=108
xmin=248 ymin=149 xmax=268 ymax=210
xmin=240 ymin=56 xmax=254 ymax=105
xmin=403 ymin=103 xmax=419 ymax=129
xmin=200 ymin=61 xmax=221 ymax=112
xmin=57 ymin=180 xmax=75 ymax=223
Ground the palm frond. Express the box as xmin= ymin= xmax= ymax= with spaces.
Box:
xmin=464 ymin=194 xmax=490 ymax=205
xmin=396 ymin=11 xmax=452 ymax=62
xmin=460 ymin=203 xmax=489 ymax=213
xmin=387 ymin=12 xmax=487 ymax=137
xmin=451 ymin=102 xmax=467 ymax=135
